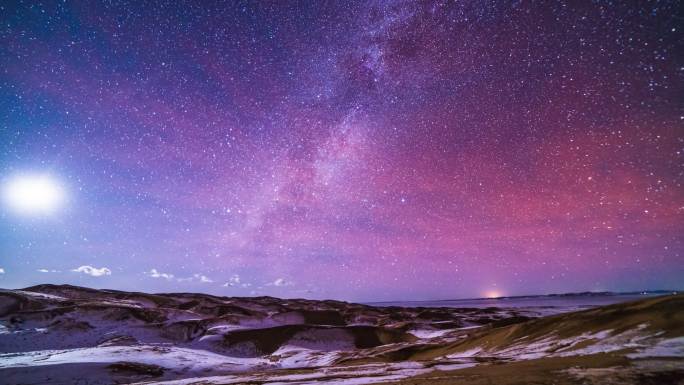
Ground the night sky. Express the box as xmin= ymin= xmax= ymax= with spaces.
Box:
xmin=0 ymin=1 xmax=682 ymax=301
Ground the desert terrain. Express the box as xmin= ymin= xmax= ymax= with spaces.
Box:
xmin=0 ymin=285 xmax=682 ymax=384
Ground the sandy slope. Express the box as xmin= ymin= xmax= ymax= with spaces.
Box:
xmin=0 ymin=285 xmax=681 ymax=384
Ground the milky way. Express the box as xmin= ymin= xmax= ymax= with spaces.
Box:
xmin=0 ymin=1 xmax=682 ymax=301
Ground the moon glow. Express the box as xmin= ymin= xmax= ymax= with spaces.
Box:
xmin=2 ymin=174 xmax=66 ymax=215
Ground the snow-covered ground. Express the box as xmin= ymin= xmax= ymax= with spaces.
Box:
xmin=1 ymin=285 xmax=681 ymax=384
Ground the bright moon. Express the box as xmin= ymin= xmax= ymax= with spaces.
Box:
xmin=2 ymin=175 xmax=66 ymax=215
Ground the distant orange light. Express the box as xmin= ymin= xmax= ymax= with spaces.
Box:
xmin=484 ymin=290 xmax=502 ymax=299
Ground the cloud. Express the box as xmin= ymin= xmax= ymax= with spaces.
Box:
xmin=196 ymin=274 xmax=213 ymax=283
xmin=222 ymin=274 xmax=251 ymax=288
xmin=271 ymin=278 xmax=294 ymax=287
xmin=71 ymin=265 xmax=111 ymax=277
xmin=37 ymin=268 xmax=60 ymax=273
xmin=145 ymin=268 xmax=174 ymax=280
xmin=222 ymin=274 xmax=241 ymax=287
xmin=178 ymin=273 xmax=213 ymax=283
xmin=0 ymin=268 xmax=4 ymax=274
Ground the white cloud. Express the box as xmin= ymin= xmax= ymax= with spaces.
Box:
xmin=271 ymin=278 xmax=294 ymax=287
xmin=195 ymin=274 xmax=213 ymax=283
xmin=71 ymin=265 xmax=111 ymax=277
xmin=37 ymin=268 xmax=60 ymax=273
xmin=0 ymin=268 xmax=4 ymax=274
xmin=178 ymin=273 xmax=213 ymax=283
xmin=222 ymin=274 xmax=241 ymax=287
xmin=145 ymin=268 xmax=174 ymax=280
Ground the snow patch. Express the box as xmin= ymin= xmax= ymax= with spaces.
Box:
xmin=409 ymin=329 xmax=453 ymax=339
xmin=627 ymin=337 xmax=684 ymax=358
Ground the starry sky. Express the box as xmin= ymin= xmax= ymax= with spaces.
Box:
xmin=0 ymin=1 xmax=682 ymax=301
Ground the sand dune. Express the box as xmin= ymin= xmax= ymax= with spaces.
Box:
xmin=0 ymin=285 xmax=681 ymax=384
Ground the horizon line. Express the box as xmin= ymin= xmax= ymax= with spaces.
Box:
xmin=4 ymin=283 xmax=681 ymax=305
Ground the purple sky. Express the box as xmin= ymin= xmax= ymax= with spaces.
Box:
xmin=0 ymin=1 xmax=682 ymax=301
